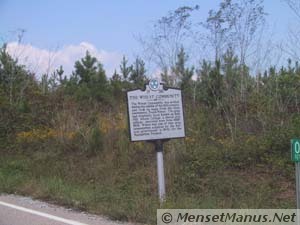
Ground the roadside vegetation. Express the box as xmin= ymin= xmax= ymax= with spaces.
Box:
xmin=1 ymin=0 xmax=299 ymax=224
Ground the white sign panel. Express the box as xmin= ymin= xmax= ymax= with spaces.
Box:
xmin=127 ymin=79 xmax=185 ymax=141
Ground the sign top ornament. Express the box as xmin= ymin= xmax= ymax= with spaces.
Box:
xmin=148 ymin=78 xmax=161 ymax=91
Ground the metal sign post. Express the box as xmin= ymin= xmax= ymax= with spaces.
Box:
xmin=155 ymin=140 xmax=166 ymax=203
xmin=296 ymin=162 xmax=300 ymax=225
xmin=291 ymin=139 xmax=300 ymax=225
xmin=127 ymin=79 xmax=185 ymax=203
xmin=297 ymin=162 xmax=300 ymax=209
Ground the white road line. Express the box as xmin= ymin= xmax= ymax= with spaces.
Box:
xmin=0 ymin=201 xmax=90 ymax=225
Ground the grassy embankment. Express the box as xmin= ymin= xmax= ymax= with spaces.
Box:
xmin=0 ymin=102 xmax=296 ymax=224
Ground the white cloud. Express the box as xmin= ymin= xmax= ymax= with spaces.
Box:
xmin=6 ymin=42 xmax=123 ymax=78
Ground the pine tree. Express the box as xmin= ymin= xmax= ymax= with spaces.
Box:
xmin=129 ymin=57 xmax=147 ymax=88
xmin=74 ymin=51 xmax=98 ymax=84
xmin=120 ymin=56 xmax=132 ymax=81
xmin=72 ymin=51 xmax=111 ymax=102
xmin=172 ymin=47 xmax=194 ymax=94
xmin=111 ymin=70 xmax=123 ymax=100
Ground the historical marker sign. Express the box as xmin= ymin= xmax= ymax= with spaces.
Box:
xmin=292 ymin=139 xmax=300 ymax=162
xmin=127 ymin=79 xmax=185 ymax=142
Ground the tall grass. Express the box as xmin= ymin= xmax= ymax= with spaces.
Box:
xmin=0 ymin=103 xmax=296 ymax=224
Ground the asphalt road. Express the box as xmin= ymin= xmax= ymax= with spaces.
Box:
xmin=0 ymin=194 xmax=135 ymax=225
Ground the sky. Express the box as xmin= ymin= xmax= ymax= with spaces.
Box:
xmin=0 ymin=0 xmax=296 ymax=77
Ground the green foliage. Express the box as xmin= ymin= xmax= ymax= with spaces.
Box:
xmin=119 ymin=56 xmax=132 ymax=81
xmin=110 ymin=70 xmax=124 ymax=100
xmin=88 ymin=126 xmax=104 ymax=154
xmin=66 ymin=51 xmax=112 ymax=103
xmin=0 ymin=44 xmax=37 ymax=106
xmin=172 ymin=47 xmax=194 ymax=94
xmin=197 ymin=59 xmax=224 ymax=107
xmin=129 ymin=57 xmax=147 ymax=88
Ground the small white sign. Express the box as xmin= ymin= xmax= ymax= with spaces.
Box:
xmin=127 ymin=79 xmax=185 ymax=141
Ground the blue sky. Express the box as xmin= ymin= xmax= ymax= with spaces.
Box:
xmin=0 ymin=0 xmax=296 ymax=76
xmin=1 ymin=0 xmax=218 ymax=52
